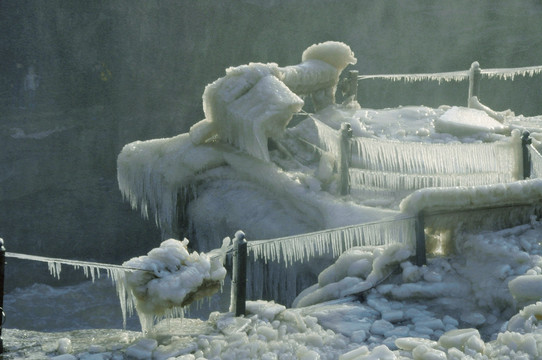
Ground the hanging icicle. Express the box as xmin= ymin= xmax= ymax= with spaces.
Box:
xmin=357 ymin=65 xmax=542 ymax=84
xmin=248 ymin=215 xmax=416 ymax=267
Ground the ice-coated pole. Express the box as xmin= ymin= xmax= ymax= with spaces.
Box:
xmin=415 ymin=212 xmax=427 ymax=266
xmin=339 ymin=122 xmax=353 ymax=196
xmin=341 ymin=70 xmax=359 ymax=105
xmin=230 ymin=231 xmax=247 ymax=316
xmin=522 ymin=131 xmax=532 ymax=179
xmin=0 ymin=238 xmax=5 ymax=354
xmin=468 ymin=61 xmax=481 ymax=106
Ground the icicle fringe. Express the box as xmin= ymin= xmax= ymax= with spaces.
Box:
xmin=248 ymin=215 xmax=416 ymax=267
xmin=357 ymin=65 xmax=542 ymax=83
xmin=350 ymin=135 xmax=521 ymax=192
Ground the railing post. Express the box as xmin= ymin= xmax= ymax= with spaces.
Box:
xmin=468 ymin=61 xmax=481 ymax=106
xmin=415 ymin=212 xmax=427 ymax=266
xmin=0 ymin=238 xmax=5 ymax=354
xmin=341 ymin=70 xmax=359 ymax=105
xmin=522 ymin=131 xmax=532 ymax=179
xmin=230 ymin=231 xmax=247 ymax=316
xmin=339 ymin=123 xmax=353 ymax=196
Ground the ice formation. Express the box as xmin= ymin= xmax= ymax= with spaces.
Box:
xmin=349 ymin=126 xmax=521 ymax=193
xmin=117 ymin=134 xmax=226 ymax=234
xmin=293 ymin=243 xmax=413 ymax=308
xmin=117 ymin=41 xmax=357 ymax=235
xmin=357 ymin=64 xmax=542 ymax=83
xmin=122 ymin=237 xmax=229 ymax=333
xmin=435 ymin=106 xmax=508 ymax=134
xmin=194 ymin=40 xmax=356 ymax=160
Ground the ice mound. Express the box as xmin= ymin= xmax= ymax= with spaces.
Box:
xmin=509 ymin=275 xmax=542 ymax=303
xmin=435 ymin=106 xmax=508 ymax=136
xmin=123 ymin=238 xmax=228 ymax=332
xmin=293 ymin=244 xmax=413 ymax=307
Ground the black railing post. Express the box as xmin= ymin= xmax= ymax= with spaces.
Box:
xmin=0 ymin=238 xmax=5 ymax=354
xmin=230 ymin=231 xmax=247 ymax=316
xmin=522 ymin=131 xmax=532 ymax=179
xmin=415 ymin=212 xmax=427 ymax=266
xmin=339 ymin=122 xmax=353 ymax=196
xmin=468 ymin=61 xmax=481 ymax=106
xmin=340 ymin=70 xmax=359 ymax=105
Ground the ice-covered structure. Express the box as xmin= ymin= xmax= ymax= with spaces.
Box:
xmin=117 ymin=41 xmax=360 ymax=238
xmin=122 ymin=237 xmax=229 ymax=333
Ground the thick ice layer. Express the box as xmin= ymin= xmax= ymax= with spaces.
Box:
xmin=117 ymin=133 xmax=225 ymax=234
xmin=399 ymin=178 xmax=542 ymax=214
xmin=202 ymin=69 xmax=304 ymax=161
xmin=122 ymin=238 xmax=228 ymax=333
xmin=435 ymin=106 xmax=508 ymax=136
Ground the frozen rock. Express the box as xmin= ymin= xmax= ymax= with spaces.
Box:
xmin=51 ymin=355 xmax=77 ymax=360
xmin=57 ymin=338 xmax=72 ymax=354
xmin=438 ymin=328 xmax=481 ymax=350
xmin=370 ymin=319 xmax=394 ymax=336
xmin=414 ymin=318 xmax=445 ymax=331
xmin=87 ymin=345 xmax=106 ymax=353
xmin=382 ymin=310 xmax=404 ymax=323
xmin=339 ymin=345 xmax=369 ymax=360
xmin=412 ymin=344 xmax=447 ymax=360
xmin=395 ymin=337 xmax=438 ymax=351
xmin=124 ymin=338 xmax=158 ymax=360
xmin=246 ymin=300 xmax=286 ymax=321
xmin=423 ymin=270 xmax=442 ymax=283
xmin=460 ymin=312 xmax=486 ymax=326
xmin=508 ymin=275 xmax=542 ymax=302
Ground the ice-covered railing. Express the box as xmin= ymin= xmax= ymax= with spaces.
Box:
xmin=306 ymin=114 xmax=526 ymax=195
xmin=241 ymin=215 xmax=416 ymax=305
xmin=248 ymin=215 xmax=415 ymax=266
xmin=349 ymin=131 xmax=523 ymax=192
xmin=5 ymin=247 xmax=232 ymax=330
xmin=350 ymin=62 xmax=542 ymax=114
xmin=5 ymin=251 xmax=138 ymax=328
xmin=357 ymin=64 xmax=542 ymax=83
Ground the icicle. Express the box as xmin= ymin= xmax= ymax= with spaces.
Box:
xmin=358 ymin=70 xmax=469 ymax=83
xmin=47 ymin=261 xmax=62 ymax=279
xmin=529 ymin=146 xmax=542 ymax=179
